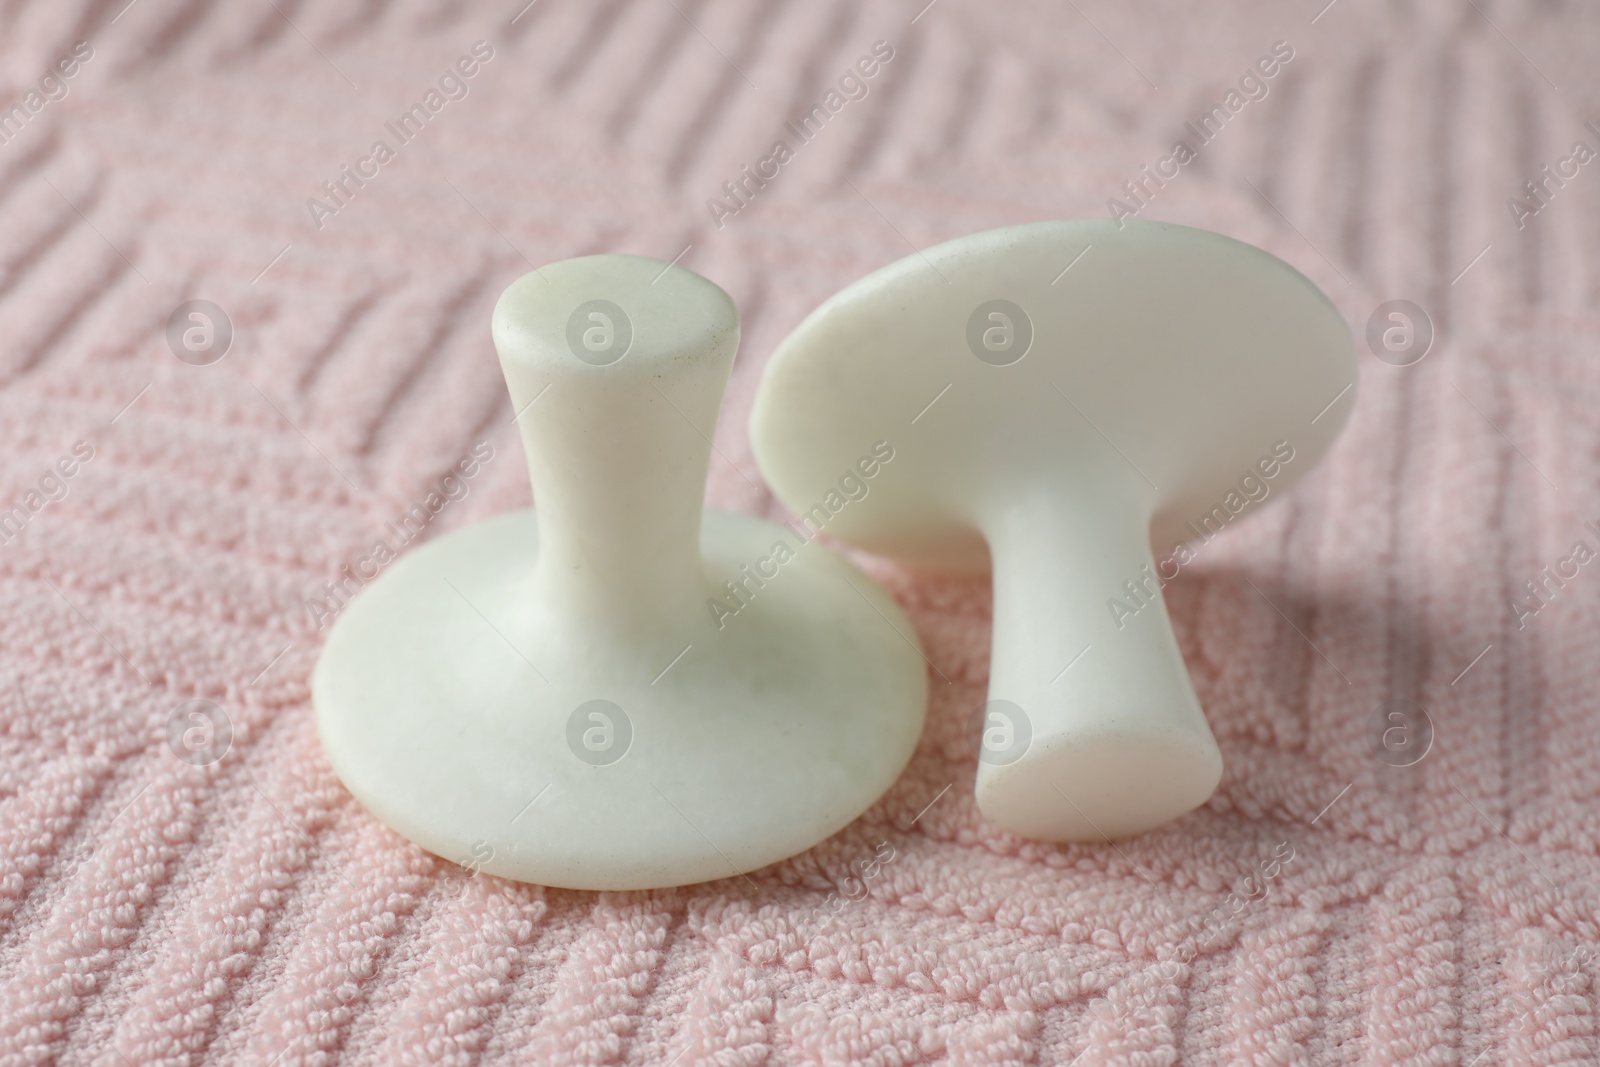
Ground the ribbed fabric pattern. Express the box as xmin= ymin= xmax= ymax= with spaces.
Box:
xmin=1 ymin=0 xmax=1598 ymax=1062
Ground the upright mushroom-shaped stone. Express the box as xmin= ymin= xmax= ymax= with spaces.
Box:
xmin=315 ymin=254 xmax=927 ymax=889
xmin=751 ymin=220 xmax=1356 ymax=841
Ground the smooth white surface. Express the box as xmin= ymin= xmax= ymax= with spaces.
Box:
xmin=315 ymin=254 xmax=927 ymax=890
xmin=751 ymin=220 xmax=1356 ymax=842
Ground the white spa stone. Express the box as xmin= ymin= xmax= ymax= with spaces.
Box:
xmin=751 ymin=219 xmax=1356 ymax=842
xmin=314 ymin=254 xmax=927 ymax=890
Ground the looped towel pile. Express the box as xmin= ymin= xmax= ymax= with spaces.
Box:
xmin=1 ymin=0 xmax=1598 ymax=1063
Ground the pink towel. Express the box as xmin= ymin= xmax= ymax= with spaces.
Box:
xmin=2 ymin=0 xmax=1599 ymax=1062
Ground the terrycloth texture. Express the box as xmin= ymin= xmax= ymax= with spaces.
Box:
xmin=2 ymin=0 xmax=1600 ymax=1062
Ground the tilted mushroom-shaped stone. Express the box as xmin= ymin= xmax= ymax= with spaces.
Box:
xmin=751 ymin=220 xmax=1356 ymax=841
xmin=315 ymin=254 xmax=927 ymax=889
